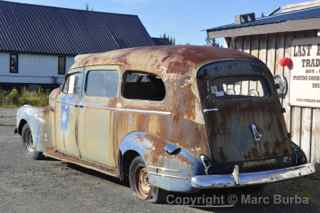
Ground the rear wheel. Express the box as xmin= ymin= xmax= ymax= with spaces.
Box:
xmin=129 ymin=156 xmax=166 ymax=203
xmin=21 ymin=124 xmax=44 ymax=160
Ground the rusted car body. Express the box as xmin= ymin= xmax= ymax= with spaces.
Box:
xmin=16 ymin=46 xmax=315 ymax=201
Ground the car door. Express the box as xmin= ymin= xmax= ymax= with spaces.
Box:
xmin=55 ymin=71 xmax=83 ymax=157
xmin=77 ymin=67 xmax=120 ymax=168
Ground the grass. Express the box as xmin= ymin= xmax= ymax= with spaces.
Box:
xmin=0 ymin=88 xmax=50 ymax=108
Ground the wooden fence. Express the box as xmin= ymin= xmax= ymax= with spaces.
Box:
xmin=228 ymin=30 xmax=320 ymax=162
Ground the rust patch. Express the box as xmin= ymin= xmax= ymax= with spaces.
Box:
xmin=72 ymin=46 xmax=253 ymax=76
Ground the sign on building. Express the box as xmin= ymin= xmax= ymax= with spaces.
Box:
xmin=290 ymin=38 xmax=320 ymax=108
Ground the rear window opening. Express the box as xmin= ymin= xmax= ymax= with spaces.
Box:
xmin=122 ymin=71 xmax=166 ymax=101
xmin=197 ymin=60 xmax=272 ymax=107
xmin=208 ymin=77 xmax=268 ymax=98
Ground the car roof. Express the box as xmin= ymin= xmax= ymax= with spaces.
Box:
xmin=71 ymin=45 xmax=253 ymax=77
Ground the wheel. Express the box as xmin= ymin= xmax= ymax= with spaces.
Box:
xmin=21 ymin=124 xmax=44 ymax=160
xmin=129 ymin=156 xmax=166 ymax=203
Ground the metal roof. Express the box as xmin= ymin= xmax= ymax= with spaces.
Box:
xmin=207 ymin=5 xmax=320 ymax=33
xmin=0 ymin=1 xmax=154 ymax=55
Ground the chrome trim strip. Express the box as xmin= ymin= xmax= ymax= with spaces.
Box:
xmin=191 ymin=163 xmax=316 ymax=189
xmin=148 ymin=171 xmax=190 ymax=180
xmin=203 ymin=108 xmax=219 ymax=113
xmin=115 ymin=107 xmax=171 ymax=115
xmin=59 ymin=102 xmax=171 ymax=115
xmin=84 ymin=104 xmax=171 ymax=115
xmin=148 ymin=166 xmax=181 ymax=173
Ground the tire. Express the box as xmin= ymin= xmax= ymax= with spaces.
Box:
xmin=21 ymin=124 xmax=44 ymax=160
xmin=129 ymin=156 xmax=166 ymax=203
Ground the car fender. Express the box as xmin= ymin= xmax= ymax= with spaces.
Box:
xmin=16 ymin=105 xmax=48 ymax=152
xmin=119 ymin=131 xmax=204 ymax=192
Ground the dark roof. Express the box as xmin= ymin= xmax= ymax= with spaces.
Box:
xmin=208 ymin=6 xmax=320 ymax=32
xmin=0 ymin=1 xmax=154 ymax=55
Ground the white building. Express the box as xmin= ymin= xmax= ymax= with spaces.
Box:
xmin=0 ymin=1 xmax=154 ymax=88
xmin=0 ymin=53 xmax=75 ymax=86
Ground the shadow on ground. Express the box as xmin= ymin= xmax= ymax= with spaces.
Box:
xmin=65 ymin=162 xmax=319 ymax=213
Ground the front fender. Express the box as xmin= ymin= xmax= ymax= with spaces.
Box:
xmin=119 ymin=131 xmax=205 ymax=192
xmin=17 ymin=105 xmax=48 ymax=152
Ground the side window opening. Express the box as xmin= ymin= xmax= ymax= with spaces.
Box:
xmin=122 ymin=71 xmax=165 ymax=101
xmin=62 ymin=77 xmax=69 ymax=94
xmin=85 ymin=70 xmax=119 ymax=98
xmin=73 ymin=73 xmax=83 ymax=95
xmin=62 ymin=72 xmax=83 ymax=95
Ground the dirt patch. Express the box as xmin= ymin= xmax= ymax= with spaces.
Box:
xmin=0 ymin=108 xmax=17 ymax=126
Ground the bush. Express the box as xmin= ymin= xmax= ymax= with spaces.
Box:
xmin=0 ymin=89 xmax=7 ymax=105
xmin=0 ymin=87 xmax=49 ymax=108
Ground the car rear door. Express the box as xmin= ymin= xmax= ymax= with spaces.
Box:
xmin=197 ymin=60 xmax=293 ymax=172
xmin=77 ymin=67 xmax=120 ymax=168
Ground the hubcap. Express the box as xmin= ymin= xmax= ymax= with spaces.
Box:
xmin=136 ymin=167 xmax=151 ymax=200
xmin=24 ymin=129 xmax=34 ymax=153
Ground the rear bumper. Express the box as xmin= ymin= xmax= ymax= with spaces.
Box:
xmin=191 ymin=163 xmax=316 ymax=189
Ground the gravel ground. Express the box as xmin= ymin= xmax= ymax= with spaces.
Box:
xmin=0 ymin=108 xmax=319 ymax=213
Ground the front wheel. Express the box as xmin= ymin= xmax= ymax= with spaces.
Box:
xmin=129 ymin=156 xmax=166 ymax=203
xmin=21 ymin=124 xmax=44 ymax=160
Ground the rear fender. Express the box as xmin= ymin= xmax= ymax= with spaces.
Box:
xmin=119 ymin=131 xmax=204 ymax=192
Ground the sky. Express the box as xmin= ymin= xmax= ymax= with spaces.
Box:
xmin=6 ymin=0 xmax=309 ymax=45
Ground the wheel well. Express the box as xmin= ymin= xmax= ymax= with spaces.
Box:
xmin=18 ymin=119 xmax=27 ymax=135
xmin=120 ymin=150 xmax=140 ymax=184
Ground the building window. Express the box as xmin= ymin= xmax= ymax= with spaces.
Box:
xmin=9 ymin=53 xmax=18 ymax=73
xmin=122 ymin=71 xmax=166 ymax=101
xmin=58 ymin=56 xmax=66 ymax=75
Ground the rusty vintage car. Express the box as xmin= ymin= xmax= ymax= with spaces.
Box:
xmin=15 ymin=46 xmax=315 ymax=202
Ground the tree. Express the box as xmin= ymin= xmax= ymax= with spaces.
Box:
xmin=85 ymin=3 xmax=94 ymax=11
xmin=160 ymin=33 xmax=175 ymax=45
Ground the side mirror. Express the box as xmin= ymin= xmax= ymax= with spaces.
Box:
xmin=274 ymin=75 xmax=288 ymax=98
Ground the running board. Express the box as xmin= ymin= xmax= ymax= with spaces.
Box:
xmin=45 ymin=148 xmax=119 ymax=178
